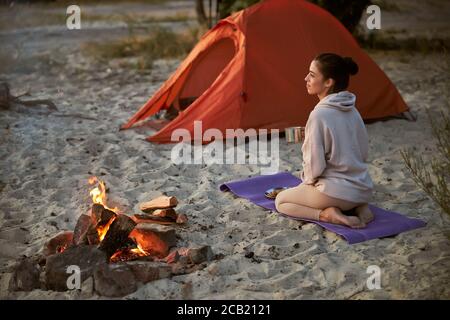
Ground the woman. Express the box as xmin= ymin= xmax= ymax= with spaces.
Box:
xmin=275 ymin=53 xmax=374 ymax=229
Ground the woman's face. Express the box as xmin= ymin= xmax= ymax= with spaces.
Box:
xmin=304 ymin=60 xmax=333 ymax=98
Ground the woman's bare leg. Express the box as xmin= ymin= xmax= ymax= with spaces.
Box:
xmin=319 ymin=207 xmax=366 ymax=228
xmin=276 ymin=202 xmax=322 ymax=220
xmin=275 ymin=183 xmax=366 ymax=229
xmin=354 ymin=204 xmax=374 ymax=224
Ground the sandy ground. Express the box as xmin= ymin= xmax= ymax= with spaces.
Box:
xmin=0 ymin=1 xmax=449 ymax=299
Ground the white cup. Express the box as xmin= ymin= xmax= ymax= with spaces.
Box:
xmin=285 ymin=126 xmax=305 ymax=143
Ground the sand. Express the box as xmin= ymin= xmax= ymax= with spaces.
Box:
xmin=0 ymin=1 xmax=449 ymax=300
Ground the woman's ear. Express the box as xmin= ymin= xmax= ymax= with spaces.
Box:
xmin=324 ymin=78 xmax=335 ymax=89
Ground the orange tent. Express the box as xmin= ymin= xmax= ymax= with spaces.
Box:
xmin=121 ymin=0 xmax=409 ymax=143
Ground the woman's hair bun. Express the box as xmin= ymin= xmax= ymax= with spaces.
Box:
xmin=343 ymin=57 xmax=359 ymax=76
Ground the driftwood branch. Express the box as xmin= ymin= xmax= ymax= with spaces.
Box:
xmin=0 ymin=82 xmax=57 ymax=111
xmin=49 ymin=113 xmax=98 ymax=121
xmin=1 ymin=82 xmax=98 ymax=120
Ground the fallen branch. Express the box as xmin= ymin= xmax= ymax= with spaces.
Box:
xmin=16 ymin=98 xmax=57 ymax=111
xmin=49 ymin=113 xmax=98 ymax=121
xmin=0 ymin=82 xmax=57 ymax=111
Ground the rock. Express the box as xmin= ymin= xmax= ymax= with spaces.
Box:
xmin=187 ymin=246 xmax=214 ymax=264
xmin=178 ymin=255 xmax=190 ymax=265
xmin=43 ymin=231 xmax=74 ymax=256
xmin=124 ymin=261 xmax=172 ymax=283
xmin=171 ymin=262 xmax=207 ymax=276
xmin=80 ymin=277 xmax=94 ymax=298
xmin=171 ymin=262 xmax=188 ymax=275
xmin=244 ymin=251 xmax=254 ymax=259
xmin=129 ymin=223 xmax=177 ymax=258
xmin=94 ymin=263 xmax=137 ymax=297
xmin=176 ymin=213 xmax=188 ymax=224
xmin=8 ymin=258 xmax=41 ymax=292
xmin=45 ymin=245 xmax=108 ymax=291
xmin=164 ymin=250 xmax=180 ymax=264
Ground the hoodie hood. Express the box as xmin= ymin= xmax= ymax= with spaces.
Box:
xmin=315 ymin=91 xmax=356 ymax=112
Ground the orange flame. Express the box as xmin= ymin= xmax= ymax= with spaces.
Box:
xmin=97 ymin=215 xmax=116 ymax=242
xmin=88 ymin=176 xmax=118 ymax=212
xmin=109 ymin=242 xmax=149 ymax=262
xmin=87 ymin=177 xmax=150 ymax=262
xmin=109 ymin=250 xmax=122 ymax=262
xmin=130 ymin=243 xmax=148 ymax=256
xmin=88 ymin=176 xmax=119 ymax=241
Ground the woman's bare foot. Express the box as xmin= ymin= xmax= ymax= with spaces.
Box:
xmin=355 ymin=204 xmax=374 ymax=224
xmin=319 ymin=207 xmax=366 ymax=229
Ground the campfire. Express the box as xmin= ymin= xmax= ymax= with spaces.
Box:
xmin=71 ymin=176 xmax=157 ymax=262
xmin=8 ymin=177 xmax=217 ymax=297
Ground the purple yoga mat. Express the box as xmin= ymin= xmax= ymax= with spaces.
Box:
xmin=219 ymin=172 xmax=427 ymax=244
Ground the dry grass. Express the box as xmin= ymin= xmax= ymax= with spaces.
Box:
xmin=1 ymin=0 xmax=167 ymax=7
xmin=0 ymin=11 xmax=192 ymax=31
xmin=358 ymin=32 xmax=450 ymax=53
xmin=0 ymin=12 xmax=65 ymax=30
xmin=0 ymin=0 xmax=191 ymax=31
xmin=371 ymin=0 xmax=402 ymax=12
xmin=83 ymin=26 xmax=199 ymax=71
xmin=400 ymin=50 xmax=450 ymax=219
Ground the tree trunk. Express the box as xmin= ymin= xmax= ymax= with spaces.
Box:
xmin=309 ymin=0 xmax=371 ymax=34
xmin=195 ymin=0 xmax=208 ymax=26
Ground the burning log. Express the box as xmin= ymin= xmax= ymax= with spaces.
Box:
xmin=73 ymin=214 xmax=93 ymax=245
xmin=98 ymin=214 xmax=136 ymax=258
xmin=109 ymin=238 xmax=145 ymax=263
xmin=110 ymin=248 xmax=144 ymax=263
xmin=91 ymin=203 xmax=116 ymax=225
xmin=33 ymin=175 xmax=219 ymax=297
xmin=129 ymin=224 xmax=177 ymax=258
xmin=86 ymin=224 xmax=100 ymax=245
xmin=140 ymin=196 xmax=178 ymax=213
xmin=90 ymin=203 xmax=117 ymax=244
xmin=73 ymin=214 xmax=100 ymax=245
xmin=73 ymin=204 xmax=118 ymax=246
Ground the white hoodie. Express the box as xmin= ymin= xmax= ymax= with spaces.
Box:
xmin=300 ymin=91 xmax=374 ymax=203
